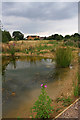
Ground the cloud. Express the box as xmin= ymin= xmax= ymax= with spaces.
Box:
xmin=2 ymin=2 xmax=78 ymax=36
xmin=2 ymin=2 xmax=78 ymax=20
xmin=2 ymin=0 xmax=79 ymax=2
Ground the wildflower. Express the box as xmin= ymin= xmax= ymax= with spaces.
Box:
xmin=41 ymin=84 xmax=43 ymax=87
xmin=44 ymin=85 xmax=47 ymax=88
xmin=13 ymin=43 xmax=15 ymax=46
xmin=8 ymin=44 xmax=10 ymax=48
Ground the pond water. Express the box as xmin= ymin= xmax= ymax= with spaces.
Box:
xmin=2 ymin=56 xmax=73 ymax=118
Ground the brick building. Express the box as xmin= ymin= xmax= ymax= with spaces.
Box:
xmin=27 ymin=35 xmax=40 ymax=40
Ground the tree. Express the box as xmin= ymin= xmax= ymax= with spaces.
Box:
xmin=2 ymin=30 xmax=11 ymax=43
xmin=43 ymin=36 xmax=47 ymax=40
xmin=64 ymin=35 xmax=71 ymax=39
xmin=12 ymin=31 xmax=24 ymax=40
xmin=73 ymin=33 xmax=80 ymax=37
xmin=71 ymin=33 xmax=80 ymax=42
xmin=47 ymin=34 xmax=63 ymax=40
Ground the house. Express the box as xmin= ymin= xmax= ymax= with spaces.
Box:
xmin=27 ymin=35 xmax=40 ymax=40
xmin=40 ymin=37 xmax=44 ymax=40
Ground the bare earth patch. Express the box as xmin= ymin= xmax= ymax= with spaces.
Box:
xmin=55 ymin=98 xmax=79 ymax=119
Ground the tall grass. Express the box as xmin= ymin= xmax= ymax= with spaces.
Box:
xmin=73 ymin=73 xmax=80 ymax=97
xmin=73 ymin=84 xmax=79 ymax=97
xmin=56 ymin=47 xmax=72 ymax=68
xmin=78 ymin=73 xmax=80 ymax=96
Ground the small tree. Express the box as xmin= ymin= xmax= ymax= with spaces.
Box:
xmin=2 ymin=30 xmax=12 ymax=43
xmin=31 ymin=84 xmax=54 ymax=119
xmin=12 ymin=31 xmax=24 ymax=40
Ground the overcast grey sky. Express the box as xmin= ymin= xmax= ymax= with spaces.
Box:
xmin=2 ymin=2 xmax=78 ymax=37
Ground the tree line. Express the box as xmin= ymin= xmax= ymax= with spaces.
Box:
xmin=1 ymin=29 xmax=80 ymax=43
xmin=1 ymin=30 xmax=24 ymax=43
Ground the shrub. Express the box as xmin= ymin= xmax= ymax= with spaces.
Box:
xmin=31 ymin=84 xmax=54 ymax=119
xmin=34 ymin=38 xmax=40 ymax=40
xmin=64 ymin=40 xmax=78 ymax=47
xmin=56 ymin=47 xmax=72 ymax=68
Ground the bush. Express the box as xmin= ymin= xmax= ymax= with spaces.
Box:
xmin=64 ymin=40 xmax=78 ymax=47
xmin=34 ymin=38 xmax=40 ymax=40
xmin=31 ymin=84 xmax=54 ymax=118
xmin=2 ymin=30 xmax=12 ymax=43
xmin=56 ymin=47 xmax=72 ymax=68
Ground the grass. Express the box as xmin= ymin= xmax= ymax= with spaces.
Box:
xmin=56 ymin=107 xmax=63 ymax=112
xmin=56 ymin=96 xmax=72 ymax=107
xmin=78 ymin=73 xmax=80 ymax=84
xmin=63 ymin=40 xmax=78 ymax=47
xmin=2 ymin=40 xmax=78 ymax=60
xmin=36 ymin=44 xmax=53 ymax=51
xmin=56 ymin=47 xmax=72 ymax=68
xmin=73 ymin=84 xmax=79 ymax=97
xmin=73 ymin=72 xmax=80 ymax=97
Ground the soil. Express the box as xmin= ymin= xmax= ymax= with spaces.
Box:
xmin=55 ymin=98 xmax=79 ymax=119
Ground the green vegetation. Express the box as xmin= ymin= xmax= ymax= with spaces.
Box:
xmin=63 ymin=40 xmax=78 ymax=47
xmin=78 ymin=73 xmax=80 ymax=84
xmin=56 ymin=96 xmax=72 ymax=107
xmin=7 ymin=43 xmax=16 ymax=56
xmin=31 ymin=84 xmax=54 ymax=119
xmin=12 ymin=31 xmax=24 ymax=40
xmin=73 ymin=84 xmax=79 ymax=97
xmin=36 ymin=44 xmax=53 ymax=51
xmin=73 ymin=73 xmax=80 ymax=97
xmin=56 ymin=107 xmax=63 ymax=112
xmin=34 ymin=38 xmax=40 ymax=40
xmin=2 ymin=30 xmax=11 ymax=43
xmin=56 ymin=47 xmax=72 ymax=68
xmin=1 ymin=27 xmax=80 ymax=44
xmin=46 ymin=34 xmax=63 ymax=40
xmin=47 ymin=40 xmax=58 ymax=44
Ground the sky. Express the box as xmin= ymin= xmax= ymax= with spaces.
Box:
xmin=2 ymin=1 xmax=79 ymax=37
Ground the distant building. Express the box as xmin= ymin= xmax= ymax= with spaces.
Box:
xmin=40 ymin=37 xmax=44 ymax=40
xmin=27 ymin=35 xmax=40 ymax=40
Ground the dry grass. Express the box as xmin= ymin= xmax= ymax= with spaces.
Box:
xmin=2 ymin=40 xmax=79 ymax=59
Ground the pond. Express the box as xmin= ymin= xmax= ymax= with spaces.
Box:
xmin=2 ymin=56 xmax=74 ymax=118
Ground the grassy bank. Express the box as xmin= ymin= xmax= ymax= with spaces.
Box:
xmin=2 ymin=40 xmax=78 ymax=59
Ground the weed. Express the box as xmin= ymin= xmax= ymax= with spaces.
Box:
xmin=73 ymin=84 xmax=79 ymax=97
xmin=78 ymin=73 xmax=80 ymax=84
xmin=56 ymin=107 xmax=63 ymax=112
xmin=31 ymin=84 xmax=54 ymax=119
xmin=7 ymin=43 xmax=16 ymax=56
xmin=56 ymin=96 xmax=72 ymax=107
